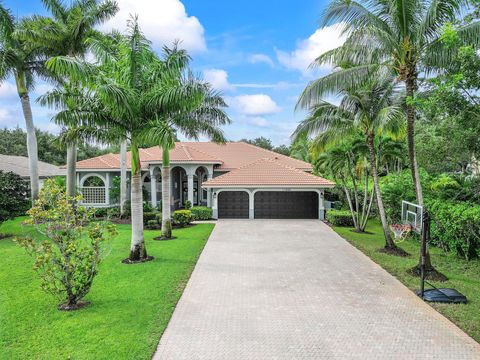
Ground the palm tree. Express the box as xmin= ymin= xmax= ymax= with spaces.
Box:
xmin=18 ymin=0 xmax=118 ymax=196
xmin=144 ymin=76 xmax=230 ymax=239
xmin=45 ymin=18 xmax=224 ymax=262
xmin=295 ymin=75 xmax=405 ymax=252
xmin=290 ymin=133 xmax=312 ymax=163
xmin=0 ymin=5 xmax=47 ymax=202
xmin=302 ymin=0 xmax=480 ymax=207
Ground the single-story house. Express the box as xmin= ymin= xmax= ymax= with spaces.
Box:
xmin=74 ymin=142 xmax=334 ymax=219
xmin=0 ymin=154 xmax=66 ymax=189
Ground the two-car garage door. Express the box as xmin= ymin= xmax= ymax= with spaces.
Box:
xmin=218 ymin=191 xmax=318 ymax=219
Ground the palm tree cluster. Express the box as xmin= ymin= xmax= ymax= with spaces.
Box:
xmin=295 ymin=0 xmax=479 ymax=257
xmin=0 ymin=1 xmax=230 ymax=263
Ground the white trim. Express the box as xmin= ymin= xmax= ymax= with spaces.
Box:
xmin=80 ymin=173 xmax=107 ymax=187
xmin=203 ymin=184 xmax=334 ymax=189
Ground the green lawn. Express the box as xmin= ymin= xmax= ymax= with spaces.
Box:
xmin=333 ymin=219 xmax=480 ymax=343
xmin=0 ymin=217 xmax=214 ymax=359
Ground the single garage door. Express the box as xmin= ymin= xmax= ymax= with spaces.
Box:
xmin=254 ymin=191 xmax=318 ymax=219
xmin=218 ymin=191 xmax=249 ymax=219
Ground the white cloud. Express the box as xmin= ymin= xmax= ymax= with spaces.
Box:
xmin=203 ymin=69 xmax=233 ymax=91
xmin=276 ymin=23 xmax=346 ymax=75
xmin=0 ymin=82 xmax=17 ymax=99
xmin=249 ymin=53 xmax=274 ymax=67
xmin=102 ymin=0 xmax=206 ymax=53
xmin=226 ymin=94 xmax=281 ymax=116
xmin=245 ymin=116 xmax=269 ymax=127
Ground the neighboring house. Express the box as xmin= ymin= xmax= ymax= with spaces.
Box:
xmin=74 ymin=142 xmax=334 ymax=219
xmin=0 ymin=154 xmax=66 ymax=189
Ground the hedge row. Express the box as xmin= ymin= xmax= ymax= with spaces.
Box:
xmin=427 ymin=199 xmax=480 ymax=260
xmin=326 ymin=210 xmax=355 ymax=227
xmin=191 ymin=206 xmax=212 ymax=220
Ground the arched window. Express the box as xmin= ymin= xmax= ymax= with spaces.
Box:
xmin=81 ymin=175 xmax=106 ymax=204
xmin=83 ymin=176 xmax=105 ymax=187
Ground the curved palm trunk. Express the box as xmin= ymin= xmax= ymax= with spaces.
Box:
xmin=128 ymin=142 xmax=148 ymax=261
xmin=405 ymin=78 xmax=423 ymax=206
xmin=120 ymin=140 xmax=127 ymax=216
xmin=66 ymin=141 xmax=77 ymax=197
xmin=367 ymin=134 xmax=395 ymax=249
xmin=161 ymin=147 xmax=172 ymax=238
xmin=16 ymin=72 xmax=39 ymax=203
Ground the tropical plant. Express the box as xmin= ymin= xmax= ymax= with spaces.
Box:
xmin=290 ymin=133 xmax=312 ymax=163
xmin=16 ymin=179 xmax=117 ymax=310
xmin=315 ymin=140 xmax=375 ymax=232
xmin=0 ymin=171 xmax=29 ymax=231
xmin=0 ymin=5 xmax=48 ymax=201
xmin=143 ymin=55 xmax=230 ymax=239
xmin=18 ymin=0 xmax=118 ymax=197
xmin=295 ymin=75 xmax=405 ymax=252
xmin=304 ymin=0 xmax=480 ymax=207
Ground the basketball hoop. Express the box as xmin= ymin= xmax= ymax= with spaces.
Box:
xmin=390 ymin=223 xmax=412 ymax=243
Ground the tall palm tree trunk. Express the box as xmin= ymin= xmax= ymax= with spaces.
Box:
xmin=129 ymin=172 xmax=147 ymax=260
xmin=127 ymin=142 xmax=149 ymax=262
xmin=120 ymin=140 xmax=127 ymax=216
xmin=66 ymin=141 xmax=77 ymax=197
xmin=367 ymin=134 xmax=395 ymax=249
xmin=15 ymin=72 xmax=39 ymax=203
xmin=405 ymin=78 xmax=423 ymax=205
xmin=161 ymin=147 xmax=172 ymax=238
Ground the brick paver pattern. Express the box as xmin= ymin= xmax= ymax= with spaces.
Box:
xmin=154 ymin=220 xmax=480 ymax=359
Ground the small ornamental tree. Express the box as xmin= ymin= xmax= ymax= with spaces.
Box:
xmin=16 ymin=179 xmax=117 ymax=310
xmin=0 ymin=170 xmax=29 ymax=230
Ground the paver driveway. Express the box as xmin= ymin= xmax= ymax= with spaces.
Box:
xmin=154 ymin=220 xmax=480 ymax=359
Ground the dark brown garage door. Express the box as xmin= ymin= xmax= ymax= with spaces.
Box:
xmin=254 ymin=191 xmax=318 ymax=219
xmin=218 ymin=191 xmax=249 ymax=219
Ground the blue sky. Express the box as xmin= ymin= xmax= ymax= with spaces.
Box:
xmin=1 ymin=0 xmax=345 ymax=145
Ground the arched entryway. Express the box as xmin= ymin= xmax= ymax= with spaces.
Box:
xmin=171 ymin=166 xmax=187 ymax=209
xmin=195 ymin=166 xmax=209 ymax=206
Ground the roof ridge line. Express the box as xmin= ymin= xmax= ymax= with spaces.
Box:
xmin=181 ymin=144 xmax=193 ymax=160
xmin=238 ymin=141 xmax=311 ymax=167
xmin=185 ymin=143 xmax=224 ymax=162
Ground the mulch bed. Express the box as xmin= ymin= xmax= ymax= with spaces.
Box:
xmin=58 ymin=300 xmax=91 ymax=311
xmin=378 ymin=246 xmax=410 ymax=257
xmin=121 ymin=256 xmax=155 ymax=264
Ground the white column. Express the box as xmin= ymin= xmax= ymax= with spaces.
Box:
xmin=187 ymin=174 xmax=194 ymax=206
xmin=318 ymin=190 xmax=325 ymax=220
xmin=249 ymin=191 xmax=254 ymax=219
xmin=150 ymin=167 xmax=157 ymax=208
xmin=212 ymin=190 xmax=218 ymax=219
xmin=105 ymin=173 xmax=110 ymax=205
xmin=206 ymin=174 xmax=213 ymax=207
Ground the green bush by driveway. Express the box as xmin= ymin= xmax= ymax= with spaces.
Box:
xmin=0 ymin=217 xmax=214 ymax=359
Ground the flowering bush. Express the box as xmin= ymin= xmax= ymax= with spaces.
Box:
xmin=16 ymin=179 xmax=117 ymax=310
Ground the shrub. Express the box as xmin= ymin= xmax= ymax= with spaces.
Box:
xmin=143 ymin=211 xmax=157 ymax=225
xmin=0 ymin=170 xmax=29 ymax=226
xmin=146 ymin=219 xmax=161 ymax=230
xmin=380 ymin=170 xmax=420 ymax=222
xmin=191 ymin=206 xmax=212 ymax=220
xmin=15 ymin=179 xmax=117 ymax=310
xmin=172 ymin=210 xmax=193 ymax=227
xmin=326 ymin=210 xmax=355 ymax=227
xmin=430 ymin=174 xmax=462 ymax=200
xmin=143 ymin=201 xmax=154 ymax=213
xmin=184 ymin=200 xmax=192 ymax=210
xmin=427 ymin=199 xmax=480 ymax=260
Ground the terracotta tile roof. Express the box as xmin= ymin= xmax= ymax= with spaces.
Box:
xmin=202 ymin=158 xmax=334 ymax=188
xmin=75 ymin=142 xmax=313 ymax=171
